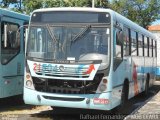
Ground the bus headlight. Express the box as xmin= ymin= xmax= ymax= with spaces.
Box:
xmin=26 ymin=80 xmax=32 ymax=87
xmin=25 ymin=72 xmax=35 ymax=89
xmin=99 ymin=84 xmax=107 ymax=92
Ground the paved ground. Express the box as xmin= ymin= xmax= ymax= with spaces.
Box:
xmin=0 ymin=81 xmax=160 ymax=120
xmin=125 ymin=81 xmax=160 ymax=120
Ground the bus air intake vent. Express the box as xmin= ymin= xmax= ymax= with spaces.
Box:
xmin=32 ymin=73 xmax=104 ymax=94
xmin=35 ymin=66 xmax=90 ymax=78
xmin=42 ymin=96 xmax=85 ymax=101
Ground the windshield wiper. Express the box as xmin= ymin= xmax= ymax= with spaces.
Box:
xmin=46 ymin=24 xmax=57 ymax=43
xmin=71 ymin=25 xmax=91 ymax=42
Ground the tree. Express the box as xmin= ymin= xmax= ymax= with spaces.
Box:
xmin=23 ymin=0 xmax=43 ymax=14
xmin=110 ymin=0 xmax=160 ymax=28
xmin=22 ymin=0 xmax=110 ymax=14
xmin=95 ymin=0 xmax=109 ymax=8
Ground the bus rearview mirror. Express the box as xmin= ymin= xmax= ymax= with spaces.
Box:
xmin=4 ymin=24 xmax=8 ymax=48
xmin=25 ymin=28 xmax=29 ymax=42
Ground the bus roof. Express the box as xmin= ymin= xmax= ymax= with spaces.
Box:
xmin=32 ymin=7 xmax=156 ymax=40
xmin=113 ymin=10 xmax=156 ymax=40
xmin=0 ymin=8 xmax=29 ymax=21
xmin=33 ymin=7 xmax=114 ymax=13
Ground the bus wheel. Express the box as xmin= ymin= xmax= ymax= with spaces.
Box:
xmin=144 ymin=75 xmax=150 ymax=96
xmin=51 ymin=106 xmax=61 ymax=111
xmin=51 ymin=106 xmax=64 ymax=113
xmin=121 ymin=81 xmax=129 ymax=108
xmin=116 ymin=81 xmax=129 ymax=114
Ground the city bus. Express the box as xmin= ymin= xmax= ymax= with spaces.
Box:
xmin=24 ymin=8 xmax=157 ymax=111
xmin=0 ymin=8 xmax=29 ymax=98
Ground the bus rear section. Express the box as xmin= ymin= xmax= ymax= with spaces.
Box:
xmin=0 ymin=8 xmax=29 ymax=98
xmin=24 ymin=8 xmax=113 ymax=110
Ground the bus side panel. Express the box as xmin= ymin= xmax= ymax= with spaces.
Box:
xmin=130 ymin=57 xmax=145 ymax=98
xmin=144 ymin=57 xmax=155 ymax=86
xmin=0 ymin=14 xmax=28 ymax=98
xmin=111 ymin=57 xmax=132 ymax=108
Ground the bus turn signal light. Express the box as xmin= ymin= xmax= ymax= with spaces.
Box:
xmin=26 ymin=74 xmax=31 ymax=80
xmin=103 ymin=79 xmax=108 ymax=84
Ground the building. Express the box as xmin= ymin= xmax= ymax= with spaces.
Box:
xmin=148 ymin=25 xmax=160 ymax=38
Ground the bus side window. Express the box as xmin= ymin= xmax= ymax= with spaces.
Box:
xmin=1 ymin=22 xmax=20 ymax=64
xmin=155 ymin=41 xmax=157 ymax=57
xmin=153 ymin=40 xmax=155 ymax=57
xmin=123 ymin=27 xmax=129 ymax=56
xmin=144 ymin=36 xmax=148 ymax=57
xmin=149 ymin=38 xmax=152 ymax=57
xmin=131 ymin=30 xmax=137 ymax=56
xmin=138 ymin=34 xmax=143 ymax=56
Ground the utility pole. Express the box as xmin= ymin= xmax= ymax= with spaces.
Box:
xmin=92 ymin=0 xmax=95 ymax=8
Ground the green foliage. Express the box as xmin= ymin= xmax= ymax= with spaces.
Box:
xmin=110 ymin=0 xmax=160 ymax=28
xmin=23 ymin=0 xmax=43 ymax=14
xmin=1 ymin=0 xmax=159 ymax=28
xmin=22 ymin=0 xmax=109 ymax=14
xmin=64 ymin=0 xmax=92 ymax=7
xmin=0 ymin=0 xmax=17 ymax=7
xmin=95 ymin=0 xmax=109 ymax=8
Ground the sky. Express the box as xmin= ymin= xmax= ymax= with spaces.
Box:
xmin=152 ymin=20 xmax=160 ymax=25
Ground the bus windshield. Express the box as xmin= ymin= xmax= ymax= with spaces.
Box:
xmin=27 ymin=24 xmax=110 ymax=63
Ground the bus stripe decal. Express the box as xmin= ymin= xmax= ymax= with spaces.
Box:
xmin=133 ymin=64 xmax=139 ymax=96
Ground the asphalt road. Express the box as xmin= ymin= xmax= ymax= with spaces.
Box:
xmin=0 ymin=81 xmax=160 ymax=120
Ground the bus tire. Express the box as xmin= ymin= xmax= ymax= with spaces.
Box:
xmin=51 ymin=106 xmax=64 ymax=114
xmin=114 ymin=80 xmax=129 ymax=114
xmin=144 ymin=74 xmax=150 ymax=96
xmin=120 ymin=81 xmax=129 ymax=108
xmin=51 ymin=106 xmax=61 ymax=110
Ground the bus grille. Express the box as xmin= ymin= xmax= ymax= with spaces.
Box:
xmin=32 ymin=74 xmax=103 ymax=94
xmin=35 ymin=66 xmax=90 ymax=78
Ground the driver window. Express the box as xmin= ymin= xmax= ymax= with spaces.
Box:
xmin=116 ymin=28 xmax=123 ymax=58
xmin=113 ymin=27 xmax=123 ymax=71
xmin=123 ymin=27 xmax=130 ymax=56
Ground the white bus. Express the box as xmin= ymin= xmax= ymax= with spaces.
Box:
xmin=24 ymin=8 xmax=157 ymax=111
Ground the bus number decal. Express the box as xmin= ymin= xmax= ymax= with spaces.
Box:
xmin=33 ymin=63 xmax=41 ymax=72
xmin=33 ymin=63 xmax=37 ymax=72
xmin=32 ymin=62 xmax=96 ymax=77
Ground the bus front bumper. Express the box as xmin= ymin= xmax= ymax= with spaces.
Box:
xmin=23 ymin=87 xmax=112 ymax=111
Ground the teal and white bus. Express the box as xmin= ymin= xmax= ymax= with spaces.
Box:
xmin=24 ymin=8 xmax=157 ymax=111
xmin=0 ymin=8 xmax=29 ymax=98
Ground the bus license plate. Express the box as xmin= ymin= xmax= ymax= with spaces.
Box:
xmin=93 ymin=98 xmax=109 ymax=104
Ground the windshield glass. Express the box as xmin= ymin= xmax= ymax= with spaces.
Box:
xmin=27 ymin=24 xmax=110 ymax=62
